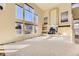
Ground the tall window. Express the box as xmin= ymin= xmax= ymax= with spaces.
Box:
xmin=15 ymin=5 xmax=23 ymax=34
xmin=24 ymin=4 xmax=33 ymax=22
xmin=16 ymin=5 xmax=23 ymax=20
xmin=34 ymin=14 xmax=39 ymax=33
xmin=24 ymin=4 xmax=33 ymax=34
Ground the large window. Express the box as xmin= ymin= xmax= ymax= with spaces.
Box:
xmin=15 ymin=4 xmax=38 ymax=34
xmin=16 ymin=5 xmax=23 ymax=20
xmin=25 ymin=10 xmax=33 ymax=22
xmin=24 ymin=4 xmax=33 ymax=34
xmin=24 ymin=4 xmax=33 ymax=22
xmin=33 ymin=14 xmax=39 ymax=33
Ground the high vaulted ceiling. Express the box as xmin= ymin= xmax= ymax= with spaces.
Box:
xmin=35 ymin=3 xmax=59 ymax=11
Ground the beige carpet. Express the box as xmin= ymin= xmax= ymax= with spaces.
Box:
xmin=4 ymin=35 xmax=79 ymax=56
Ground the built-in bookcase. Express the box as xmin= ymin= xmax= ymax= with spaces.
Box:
xmin=42 ymin=17 xmax=48 ymax=34
xmin=72 ymin=3 xmax=79 ymax=43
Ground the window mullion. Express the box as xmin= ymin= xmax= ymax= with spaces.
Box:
xmin=23 ymin=8 xmax=25 ymax=34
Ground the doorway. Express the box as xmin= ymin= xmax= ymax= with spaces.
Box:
xmin=49 ymin=7 xmax=59 ymax=33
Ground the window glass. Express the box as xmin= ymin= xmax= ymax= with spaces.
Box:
xmin=25 ymin=10 xmax=33 ymax=22
xmin=15 ymin=23 xmax=22 ymax=34
xmin=16 ymin=5 xmax=23 ymax=20
xmin=29 ymin=7 xmax=33 ymax=12
xmin=34 ymin=26 xmax=38 ymax=33
xmin=24 ymin=4 xmax=29 ymax=10
xmin=24 ymin=4 xmax=33 ymax=12
xmin=72 ymin=3 xmax=79 ymax=8
xmin=34 ymin=14 xmax=38 ymax=25
xmin=24 ymin=25 xmax=32 ymax=34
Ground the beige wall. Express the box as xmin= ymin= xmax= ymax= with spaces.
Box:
xmin=28 ymin=3 xmax=44 ymax=35
xmin=50 ymin=8 xmax=58 ymax=27
xmin=0 ymin=3 xmax=44 ymax=44
xmin=0 ymin=4 xmax=16 ymax=44
xmin=43 ymin=3 xmax=74 ymax=42
xmin=58 ymin=3 xmax=73 ymax=42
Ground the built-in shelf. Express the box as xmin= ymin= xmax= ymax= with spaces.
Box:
xmin=42 ymin=32 xmax=47 ymax=34
xmin=44 ymin=22 xmax=48 ymax=25
xmin=42 ymin=27 xmax=47 ymax=28
xmin=58 ymin=25 xmax=70 ymax=27
xmin=16 ymin=21 xmax=23 ymax=24
xmin=42 ymin=17 xmax=48 ymax=34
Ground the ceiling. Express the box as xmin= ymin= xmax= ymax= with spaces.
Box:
xmin=35 ymin=3 xmax=59 ymax=11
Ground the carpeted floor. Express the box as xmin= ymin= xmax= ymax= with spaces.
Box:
xmin=1 ymin=35 xmax=79 ymax=56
